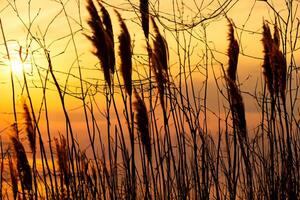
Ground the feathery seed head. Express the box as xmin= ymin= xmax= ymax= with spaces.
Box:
xmin=226 ymin=79 xmax=247 ymax=141
xmin=270 ymin=45 xmax=286 ymax=100
xmin=262 ymin=21 xmax=274 ymax=96
xmin=99 ymin=2 xmax=113 ymax=41
xmin=99 ymin=2 xmax=115 ymax=73
xmin=140 ymin=0 xmax=149 ymax=39
xmin=116 ymin=10 xmax=132 ymax=96
xmin=11 ymin=136 xmax=32 ymax=192
xmin=134 ymin=89 xmax=151 ymax=161
xmin=227 ymin=19 xmax=239 ymax=82
xmin=273 ymin=23 xmax=280 ymax=49
xmin=86 ymin=0 xmax=115 ymax=86
xmin=55 ymin=135 xmax=70 ymax=187
xmin=22 ymin=102 xmax=35 ymax=153
xmin=8 ymin=155 xmax=18 ymax=200
xmin=151 ymin=17 xmax=169 ymax=73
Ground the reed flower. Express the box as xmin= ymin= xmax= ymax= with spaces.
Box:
xmin=23 ymin=102 xmax=35 ymax=153
xmin=226 ymin=19 xmax=247 ymax=140
xmin=226 ymin=19 xmax=246 ymax=135
xmin=150 ymin=18 xmax=169 ymax=108
xmin=11 ymin=136 xmax=32 ymax=192
xmin=149 ymin=47 xmax=166 ymax=109
xmin=270 ymin=44 xmax=286 ymax=100
xmin=140 ymin=0 xmax=149 ymax=39
xmin=227 ymin=80 xmax=247 ymax=138
xmin=262 ymin=21 xmax=286 ymax=99
xmin=99 ymin=2 xmax=115 ymax=73
xmin=262 ymin=21 xmax=274 ymax=96
xmin=226 ymin=21 xmax=253 ymax=198
xmin=227 ymin=19 xmax=239 ymax=82
xmin=86 ymin=0 xmax=115 ymax=86
xmin=134 ymin=89 xmax=151 ymax=161
xmin=55 ymin=135 xmax=69 ymax=185
xmin=151 ymin=17 xmax=169 ymax=73
xmin=273 ymin=23 xmax=280 ymax=48
xmin=8 ymin=155 xmax=18 ymax=200
xmin=271 ymin=23 xmax=286 ymax=100
xmin=115 ymin=10 xmax=132 ymax=96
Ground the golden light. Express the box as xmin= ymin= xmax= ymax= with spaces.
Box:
xmin=9 ymin=54 xmax=31 ymax=76
xmin=4 ymin=44 xmax=32 ymax=76
xmin=11 ymin=59 xmax=24 ymax=75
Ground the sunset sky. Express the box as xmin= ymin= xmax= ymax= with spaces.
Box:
xmin=0 ymin=0 xmax=299 ymax=146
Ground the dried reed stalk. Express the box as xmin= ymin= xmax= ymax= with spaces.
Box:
xmin=115 ymin=10 xmax=132 ymax=96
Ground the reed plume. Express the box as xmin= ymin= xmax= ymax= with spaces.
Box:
xmin=98 ymin=2 xmax=113 ymax=41
xmin=11 ymin=136 xmax=32 ymax=192
xmin=262 ymin=21 xmax=287 ymax=99
xmin=226 ymin=18 xmax=247 ymax=149
xmin=226 ymin=19 xmax=244 ymax=130
xmin=86 ymin=0 xmax=115 ymax=86
xmin=273 ymin=23 xmax=280 ymax=48
xmin=134 ymin=89 xmax=151 ymax=161
xmin=149 ymin=47 xmax=166 ymax=109
xmin=115 ymin=10 xmax=132 ymax=96
xmin=262 ymin=21 xmax=274 ymax=96
xmin=151 ymin=17 xmax=169 ymax=73
xmin=8 ymin=155 xmax=18 ymax=200
xmin=55 ymin=135 xmax=69 ymax=184
xmin=227 ymin=78 xmax=253 ymax=200
xmin=140 ymin=0 xmax=149 ymax=39
xmin=227 ymin=19 xmax=239 ymax=82
xmin=227 ymin=80 xmax=247 ymax=137
xmin=270 ymin=24 xmax=286 ymax=100
xmin=226 ymin=21 xmax=253 ymax=199
xmin=23 ymin=102 xmax=35 ymax=153
xmin=99 ymin=1 xmax=115 ymax=73
xmin=271 ymin=46 xmax=287 ymax=100
xmin=55 ymin=135 xmax=70 ymax=199
xmin=150 ymin=18 xmax=169 ymax=108
xmin=91 ymin=164 xmax=97 ymax=186
xmin=278 ymin=52 xmax=286 ymax=100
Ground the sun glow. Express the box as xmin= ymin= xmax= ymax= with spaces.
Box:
xmin=9 ymin=57 xmax=31 ymax=76
xmin=11 ymin=59 xmax=24 ymax=75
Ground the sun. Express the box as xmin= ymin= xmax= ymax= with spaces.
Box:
xmin=10 ymin=59 xmax=31 ymax=76
xmin=5 ymin=44 xmax=32 ymax=76
xmin=11 ymin=59 xmax=24 ymax=75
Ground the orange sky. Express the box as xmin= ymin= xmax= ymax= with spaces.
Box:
xmin=0 ymin=0 xmax=299 ymax=147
